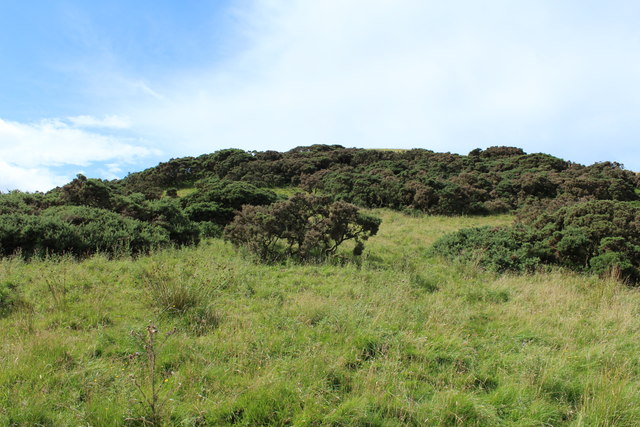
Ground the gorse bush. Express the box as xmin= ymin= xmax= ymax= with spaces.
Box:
xmin=0 ymin=206 xmax=170 ymax=258
xmin=145 ymin=199 xmax=200 ymax=246
xmin=224 ymin=193 xmax=381 ymax=262
xmin=121 ymin=145 xmax=639 ymax=215
xmin=181 ymin=178 xmax=278 ymax=226
xmin=0 ymin=174 xmax=280 ymax=258
xmin=59 ymin=174 xmax=115 ymax=210
xmin=529 ymin=200 xmax=640 ymax=281
xmin=430 ymin=225 xmax=546 ymax=273
xmin=0 ymin=190 xmax=59 ymax=215
xmin=431 ymin=200 xmax=640 ymax=283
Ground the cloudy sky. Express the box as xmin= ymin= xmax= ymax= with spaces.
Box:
xmin=2 ymin=0 xmax=639 ymax=191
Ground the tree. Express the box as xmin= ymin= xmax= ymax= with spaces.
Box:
xmin=224 ymin=193 xmax=381 ymax=262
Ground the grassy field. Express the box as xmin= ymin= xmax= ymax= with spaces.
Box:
xmin=2 ymin=210 xmax=640 ymax=425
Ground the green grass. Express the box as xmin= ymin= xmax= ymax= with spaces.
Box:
xmin=2 ymin=210 xmax=640 ymax=425
xmin=176 ymin=188 xmax=197 ymax=197
xmin=270 ymin=186 xmax=304 ymax=199
xmin=368 ymin=148 xmax=409 ymax=152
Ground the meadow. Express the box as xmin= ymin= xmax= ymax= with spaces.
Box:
xmin=2 ymin=209 xmax=640 ymax=425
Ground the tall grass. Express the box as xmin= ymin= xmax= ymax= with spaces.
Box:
xmin=1 ymin=211 xmax=640 ymax=424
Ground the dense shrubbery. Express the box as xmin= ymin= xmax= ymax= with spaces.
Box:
xmin=0 ymin=191 xmax=59 ymax=215
xmin=1 ymin=145 xmax=638 ymax=261
xmin=224 ymin=193 xmax=381 ymax=262
xmin=120 ymin=145 xmax=639 ymax=215
xmin=431 ymin=200 xmax=640 ymax=283
xmin=182 ymin=178 xmax=277 ymax=229
xmin=0 ymin=206 xmax=171 ymax=258
xmin=0 ymin=175 xmax=278 ymax=258
xmin=528 ymin=200 xmax=640 ymax=281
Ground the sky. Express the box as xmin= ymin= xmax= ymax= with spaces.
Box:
xmin=1 ymin=0 xmax=640 ymax=192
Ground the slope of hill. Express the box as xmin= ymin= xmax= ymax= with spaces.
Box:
xmin=1 ymin=146 xmax=640 ymax=424
xmin=2 ymin=211 xmax=640 ymax=425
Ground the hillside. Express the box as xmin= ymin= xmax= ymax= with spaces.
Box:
xmin=2 ymin=145 xmax=638 ymax=262
xmin=1 ymin=146 xmax=640 ymax=424
xmin=3 ymin=211 xmax=640 ymax=425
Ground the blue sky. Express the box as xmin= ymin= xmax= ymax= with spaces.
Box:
xmin=1 ymin=0 xmax=640 ymax=191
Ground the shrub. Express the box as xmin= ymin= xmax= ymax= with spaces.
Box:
xmin=0 ymin=190 xmax=58 ymax=215
xmin=147 ymin=199 xmax=200 ymax=246
xmin=0 ymin=206 xmax=170 ymax=258
xmin=117 ymin=145 xmax=638 ymax=216
xmin=430 ymin=225 xmax=545 ymax=273
xmin=224 ymin=193 xmax=381 ymax=262
xmin=59 ymin=174 xmax=116 ymax=210
xmin=182 ymin=178 xmax=277 ymax=226
xmin=432 ymin=200 xmax=640 ymax=283
xmin=531 ymin=200 xmax=640 ymax=282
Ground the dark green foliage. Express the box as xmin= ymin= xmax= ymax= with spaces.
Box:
xmin=0 ymin=169 xmax=280 ymax=258
xmin=59 ymin=174 xmax=116 ymax=209
xmin=187 ymin=178 xmax=277 ymax=210
xmin=41 ymin=205 xmax=171 ymax=255
xmin=430 ymin=225 xmax=545 ymax=273
xmin=182 ymin=178 xmax=278 ymax=226
xmin=224 ymin=193 xmax=381 ymax=262
xmin=183 ymin=202 xmax=225 ymax=223
xmin=2 ymin=144 xmax=638 ymax=261
xmin=0 ymin=206 xmax=170 ymax=258
xmin=119 ymin=149 xmax=256 ymax=194
xmin=432 ymin=200 xmax=640 ymax=283
xmin=146 ymin=199 xmax=200 ymax=246
xmin=530 ymin=200 xmax=640 ymax=281
xmin=117 ymin=145 xmax=638 ymax=216
xmin=202 ymin=148 xmax=255 ymax=178
xmin=119 ymin=156 xmax=200 ymax=195
xmin=0 ymin=190 xmax=59 ymax=215
xmin=477 ymin=146 xmax=525 ymax=158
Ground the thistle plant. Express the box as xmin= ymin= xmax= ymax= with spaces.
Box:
xmin=128 ymin=324 xmax=177 ymax=425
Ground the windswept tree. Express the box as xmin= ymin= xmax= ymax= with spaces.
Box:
xmin=224 ymin=193 xmax=381 ymax=262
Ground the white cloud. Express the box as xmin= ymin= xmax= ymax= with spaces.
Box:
xmin=0 ymin=118 xmax=159 ymax=191
xmin=122 ymin=0 xmax=640 ymax=170
xmin=67 ymin=114 xmax=131 ymax=129
xmin=0 ymin=161 xmax=68 ymax=193
xmin=0 ymin=118 xmax=155 ymax=168
xmin=95 ymin=163 xmax=125 ymax=180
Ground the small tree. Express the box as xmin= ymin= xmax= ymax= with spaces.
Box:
xmin=224 ymin=193 xmax=380 ymax=262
